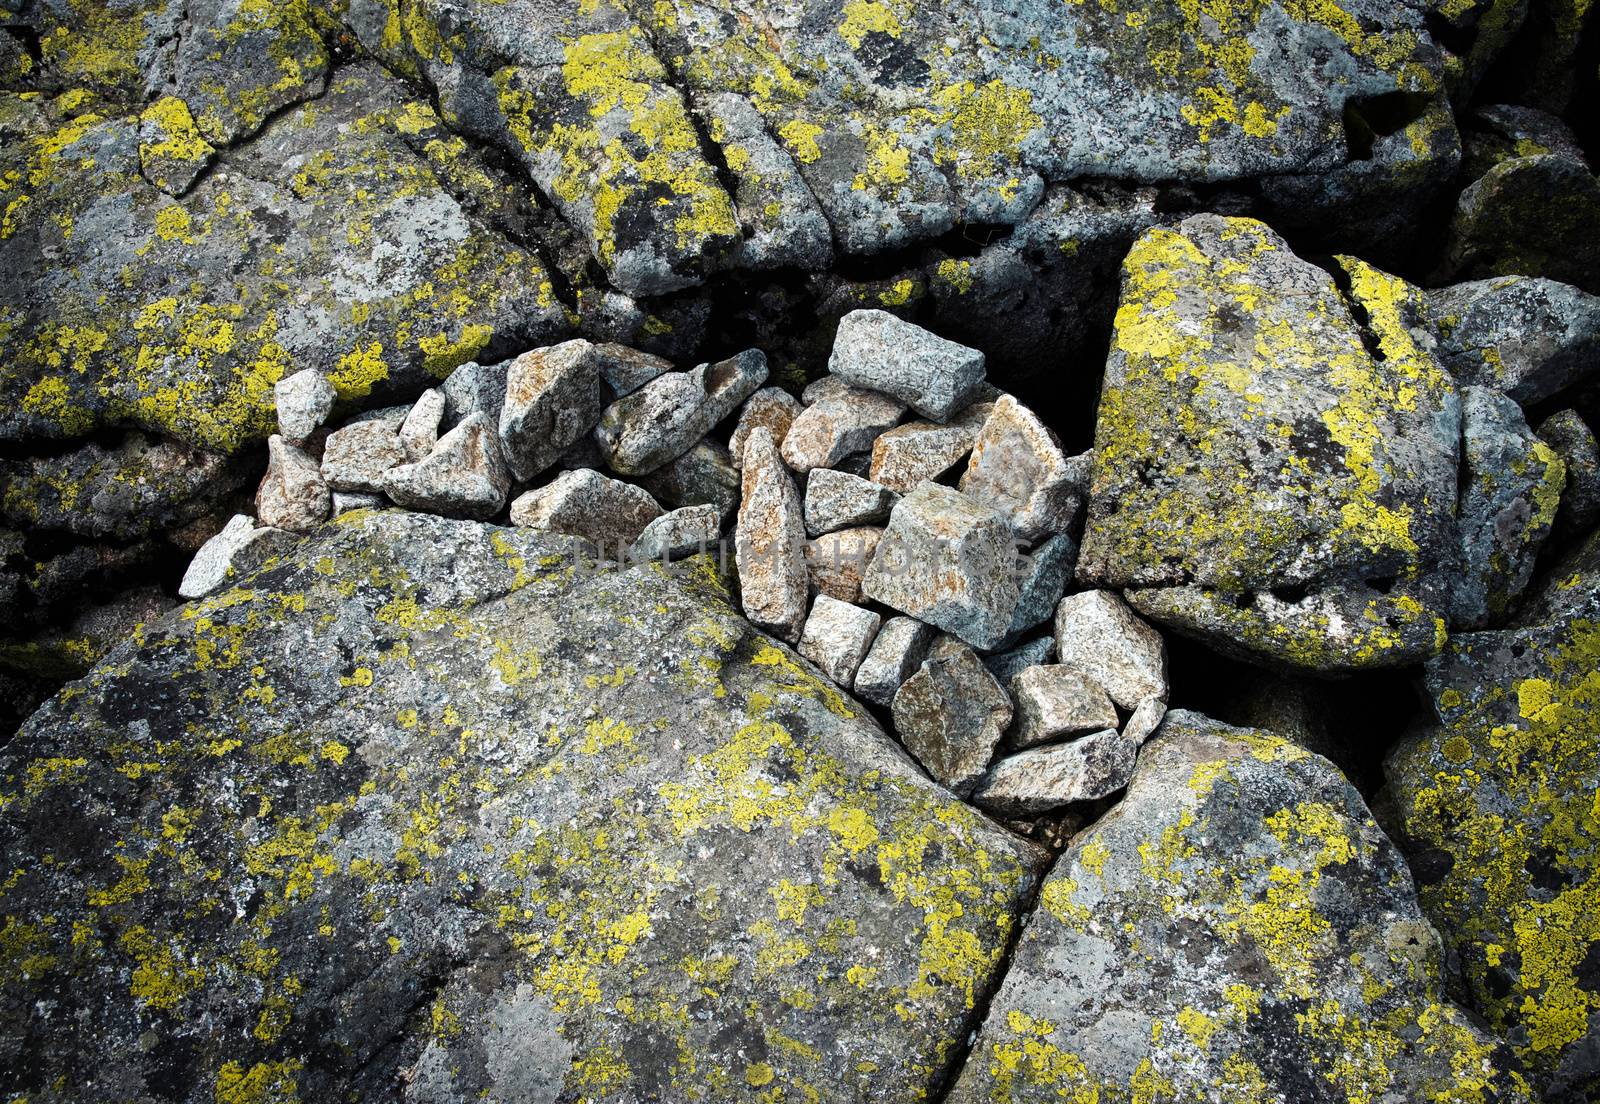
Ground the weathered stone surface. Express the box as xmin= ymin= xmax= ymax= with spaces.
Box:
xmin=1054 ymin=590 xmax=1167 ymax=710
xmin=1001 ymin=534 xmax=1077 ymax=648
xmin=383 ymin=412 xmax=511 ymax=521
xmin=1449 ymin=386 xmax=1566 ymax=629
xmin=511 ymin=469 xmax=663 ymax=551
xmin=864 ymin=484 xmax=1021 ymax=651
xmin=1121 ymin=697 xmax=1167 ymax=747
xmin=984 ymin=636 xmax=1056 ymax=688
xmin=0 ymin=510 xmax=1046 ymax=1102
xmin=1383 ymin=535 xmax=1600 ymax=1099
xmin=854 ymin=616 xmax=937 ymax=709
xmin=960 ymin=396 xmax=1080 ymax=541
xmin=499 ymin=340 xmax=607 ymax=482
xmin=953 ymin=712 xmax=1532 ymax=1103
xmin=1539 ymin=410 xmax=1600 ymax=539
xmin=1430 ymin=276 xmax=1600 ymax=404
xmin=829 ymin=311 xmax=986 ymax=421
xmin=869 ymin=411 xmax=988 ymax=494
xmin=806 ymin=527 xmax=884 ymax=605
xmin=1008 ymin=666 xmax=1119 ymax=750
xmin=730 ymin=387 xmax=803 ymax=471
xmin=798 ymin=596 xmax=882 ymax=690
xmin=320 ymin=418 xmax=410 ymax=495
xmin=136 ymin=95 xmax=217 ymax=197
xmin=257 ymin=434 xmax=329 ymax=533
xmin=970 ymin=729 xmax=1135 ymax=817
xmin=892 ymin=639 xmax=1012 ymax=797
xmin=1080 ymin=215 xmax=1459 ymax=671
xmin=1443 ymin=153 xmax=1600 ymax=295
xmin=178 ymin=514 xmax=298 ymax=600
xmin=804 ymin=469 xmax=898 ymax=536
xmin=441 ymin=359 xmax=509 ymax=430
xmin=637 ymin=440 xmax=742 ymax=521
xmin=398 ymin=388 xmax=446 ymax=463
xmin=597 ymin=351 xmax=768 ymax=475
xmin=0 ymin=584 xmax=176 ymax=684
xmin=735 ymin=428 xmax=808 ymax=644
xmin=781 ymin=380 xmax=905 ymax=474
xmin=593 ymin=342 xmax=673 ymax=398
xmin=274 ymin=369 xmax=336 ymax=444
xmin=628 ymin=504 xmax=723 ymax=564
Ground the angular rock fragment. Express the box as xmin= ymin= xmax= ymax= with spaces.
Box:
xmin=511 ymin=469 xmax=662 ymax=551
xmin=628 ymin=505 xmax=722 ymax=563
xmin=806 ymin=528 xmax=883 ymax=605
xmin=854 ymin=616 xmax=937 ymax=708
xmin=892 ymin=639 xmax=1013 ymax=797
xmin=829 ymin=310 xmax=986 ymax=421
xmin=1008 ymin=666 xmax=1120 ymax=750
xmin=321 ymin=419 xmax=409 ymax=494
xmin=597 ymin=351 xmax=768 ymax=475
xmin=441 ymin=360 xmax=509 ymax=429
xmin=804 ymin=469 xmax=899 ymax=536
xmin=1538 ymin=410 xmax=1600 ymax=538
xmin=970 ymin=729 xmax=1135 ymax=816
xmin=1429 ymin=276 xmax=1600 ymax=404
xmin=274 ymin=369 xmax=336 ymax=443
xmin=593 ymin=343 xmax=672 ymax=398
xmin=1054 ymin=590 xmax=1167 ymax=709
xmin=1001 ymin=534 xmax=1077 ymax=647
xmin=863 ymin=484 xmax=1021 ymax=650
xmin=257 ymin=435 xmax=330 ymax=533
xmin=1121 ymin=697 xmax=1168 ymax=747
xmin=730 ymin=387 xmax=803 ymax=470
xmin=869 ymin=413 xmax=987 ymax=493
xmin=178 ymin=514 xmax=298 ymax=599
xmin=332 ymin=492 xmax=384 ymax=516
xmin=735 ymin=429 xmax=808 ymax=644
xmin=1443 ymin=153 xmax=1600 ymax=294
xmin=798 ymin=596 xmax=882 ymax=689
xmin=399 ymin=389 xmax=446 ymax=462
xmin=960 ymin=396 xmax=1081 ymax=540
xmin=984 ymin=637 xmax=1056 ymax=687
xmin=383 ymin=413 xmax=511 ymax=521
xmin=499 ymin=340 xmax=607 ymax=482
xmin=780 ymin=381 xmax=905 ymax=473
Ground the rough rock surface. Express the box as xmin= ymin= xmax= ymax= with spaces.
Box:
xmin=781 ymin=380 xmax=906 ymax=474
xmin=804 ymin=469 xmax=898 ymax=536
xmin=629 ymin=505 xmax=723 ymax=563
xmin=736 ymin=428 xmax=809 ymax=644
xmin=798 ymin=596 xmax=882 ymax=690
xmin=274 ymin=369 xmax=336 ymax=444
xmin=806 ymin=528 xmax=884 ymax=605
xmin=1008 ymin=666 xmax=1120 ymax=750
xmin=1539 ymin=410 xmax=1600 ymax=539
xmin=730 ymin=388 xmax=803 ymax=471
xmin=1430 ymin=276 xmax=1600 ymax=404
xmin=256 ymin=435 xmax=329 ymax=534
xmin=1443 ymin=153 xmax=1600 ymax=294
xmin=321 ymin=418 xmax=410 ymax=495
xmin=892 ymin=639 xmax=1013 ymax=798
xmin=382 ymin=412 xmax=512 ymax=521
xmin=870 ymin=414 xmax=986 ymax=495
xmin=399 ymin=389 xmax=446 ymax=463
xmin=597 ymin=352 xmax=768 ymax=476
xmin=1002 ymin=534 xmax=1077 ymax=648
xmin=177 ymin=514 xmax=298 ymax=600
xmin=0 ymin=510 xmax=1046 ymax=1102
xmin=953 ymin=712 xmax=1533 ymax=1103
xmin=970 ymin=729 xmax=1136 ymax=817
xmin=960 ymin=396 xmax=1081 ymax=541
xmin=638 ymin=441 xmax=742 ymax=521
xmin=829 ymin=311 xmax=986 ymax=422
xmin=1054 ymin=591 xmax=1168 ymax=710
xmin=854 ymin=617 xmax=937 ymax=710
xmin=499 ymin=341 xmax=608 ymax=482
xmin=510 ymin=469 xmax=663 ymax=551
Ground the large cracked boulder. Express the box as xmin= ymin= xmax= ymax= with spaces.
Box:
xmin=0 ymin=509 xmax=1046 ymax=1102
xmin=1382 ymin=532 xmax=1600 ymax=1100
xmin=950 ymin=711 xmax=1533 ymax=1103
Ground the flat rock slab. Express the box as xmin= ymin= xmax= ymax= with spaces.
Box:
xmin=829 ymin=310 xmax=986 ymax=422
xmin=0 ymin=510 xmax=1046 ymax=1103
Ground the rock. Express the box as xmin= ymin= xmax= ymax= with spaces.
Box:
xmin=137 ymin=96 xmax=218 ymax=197
xmin=952 ymin=712 xmax=1531 ymax=1104
xmin=1121 ymin=697 xmax=1167 ymax=746
xmin=593 ymin=342 xmax=672 ymax=398
xmin=628 ymin=505 xmax=723 ymax=564
xmin=0 ymin=509 xmax=1045 ymax=1102
xmin=960 ymin=396 xmax=1081 ymax=541
xmin=597 ymin=351 xmax=768 ymax=475
xmin=806 ymin=527 xmax=884 ymax=605
xmin=383 ymin=412 xmax=511 ymax=521
xmin=798 ymin=596 xmax=883 ymax=690
xmin=1443 ymin=153 xmax=1600 ymax=295
xmin=257 ymin=434 xmax=330 ymax=533
xmin=1079 ymin=216 xmax=1459 ymax=671
xmin=892 ymin=639 xmax=1013 ymax=797
xmin=863 ymin=484 xmax=1022 ymax=651
xmin=510 ymin=469 xmax=662 ymax=552
xmin=1461 ymin=104 xmax=1585 ymax=180
xmin=970 ymin=729 xmax=1135 ymax=817
xmin=637 ymin=441 xmax=742 ymax=521
xmin=499 ymin=340 xmax=607 ymax=482
xmin=729 ymin=387 xmax=803 ymax=470
xmin=1054 ymin=590 xmax=1167 ymax=710
xmin=398 ymin=389 xmax=446 ymax=463
xmin=1001 ymin=534 xmax=1078 ymax=648
xmin=0 ymin=585 xmax=177 ymax=684
xmin=984 ymin=637 xmax=1056 ymax=687
xmin=804 ymin=469 xmax=899 ymax=536
xmin=1429 ymin=276 xmax=1600 ymax=404
xmin=780 ymin=381 xmax=906 ymax=474
xmin=1449 ymin=387 xmax=1566 ymax=629
xmin=1383 ymin=534 xmax=1600 ymax=1098
xmin=441 ymin=359 xmax=510 ymax=429
xmin=320 ymin=419 xmax=410 ymax=494
xmin=829 ymin=311 xmax=986 ymax=421
xmin=178 ymin=514 xmax=300 ymax=600
xmin=854 ymin=616 xmax=937 ymax=709
xmin=1008 ymin=666 xmax=1120 ymax=750
xmin=332 ymin=491 xmax=385 ymax=516
xmin=735 ymin=428 xmax=808 ymax=644
xmin=869 ymin=411 xmax=988 ymax=494
xmin=274 ymin=369 xmax=337 ymax=443
xmin=1539 ymin=410 xmax=1600 ymax=539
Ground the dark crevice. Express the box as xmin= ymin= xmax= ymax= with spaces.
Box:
xmin=1 ymin=22 xmax=43 ymax=67
xmin=1342 ymin=91 xmax=1435 ymax=162
xmin=1424 ymin=10 xmax=1480 ymax=60
xmin=1325 ymin=255 xmax=1387 ymax=361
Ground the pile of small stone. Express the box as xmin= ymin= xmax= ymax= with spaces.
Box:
xmin=183 ymin=308 xmax=1170 ymax=820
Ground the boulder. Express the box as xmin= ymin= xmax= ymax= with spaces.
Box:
xmin=256 ymin=435 xmax=329 ymax=533
xmin=892 ymin=639 xmax=1012 ymax=797
xmin=1008 ymin=666 xmax=1119 ymax=750
xmin=735 ymin=428 xmax=808 ymax=644
xmin=274 ymin=369 xmax=336 ymax=444
xmin=797 ymin=596 xmax=883 ymax=690
xmin=1539 ymin=410 xmax=1600 ymax=540
xmin=499 ymin=340 xmax=607 ymax=482
xmin=320 ymin=419 xmax=410 ymax=495
xmin=829 ymin=311 xmax=986 ymax=422
xmin=854 ymin=616 xmax=937 ymax=709
xmin=780 ymin=380 xmax=906 ymax=474
xmin=1429 ymin=276 xmax=1600 ymax=405
xmin=383 ymin=412 xmax=512 ymax=521
xmin=510 ymin=469 xmax=663 ymax=551
xmin=1442 ymin=153 xmax=1600 ymax=295
xmin=1054 ymin=590 xmax=1167 ymax=710
xmin=441 ymin=360 xmax=510 ymax=430
xmin=597 ymin=351 xmax=768 ymax=476
xmin=970 ymin=729 xmax=1136 ymax=817
xmin=959 ymin=396 xmax=1081 ymax=541
xmin=804 ymin=469 xmax=899 ymax=536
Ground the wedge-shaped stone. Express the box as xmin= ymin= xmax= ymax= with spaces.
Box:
xmin=179 ymin=514 xmax=298 ymax=599
xmin=499 ymin=340 xmax=607 ymax=482
xmin=258 ymin=435 xmax=329 ymax=533
xmin=960 ymin=396 xmax=1082 ymax=541
xmin=735 ymin=428 xmax=808 ymax=643
xmin=628 ymin=505 xmax=722 ymax=563
xmin=804 ymin=469 xmax=899 ymax=536
xmin=511 ymin=469 xmax=662 ymax=551
xmin=806 ymin=527 xmax=884 ymax=605
xmin=798 ymin=596 xmax=882 ymax=689
xmin=869 ymin=409 xmax=990 ymax=494
xmin=830 ymin=310 xmax=986 ymax=421
xmin=321 ymin=419 xmax=409 ymax=495
xmin=970 ymin=729 xmax=1134 ymax=816
xmin=730 ymin=387 xmax=803 ymax=471
xmin=384 ymin=412 xmax=511 ymax=521
xmin=854 ymin=616 xmax=937 ymax=708
xmin=781 ymin=380 xmax=905 ymax=473
xmin=597 ymin=351 xmax=768 ymax=475
xmin=1054 ymin=590 xmax=1167 ymax=709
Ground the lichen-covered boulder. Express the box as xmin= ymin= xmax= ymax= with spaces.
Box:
xmin=1382 ymin=532 xmax=1600 ymax=1099
xmin=1429 ymin=275 xmax=1600 ymax=405
xmin=1442 ymin=153 xmax=1600 ymax=295
xmin=0 ymin=509 xmax=1045 ymax=1102
xmin=1079 ymin=214 xmax=1460 ymax=671
xmin=950 ymin=711 xmax=1533 ymax=1104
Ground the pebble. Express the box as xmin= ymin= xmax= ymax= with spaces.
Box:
xmin=274 ymin=369 xmax=336 ymax=443
xmin=804 ymin=469 xmax=899 ymax=536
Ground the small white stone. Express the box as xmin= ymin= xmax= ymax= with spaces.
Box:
xmin=274 ymin=369 xmax=336 ymax=443
xmin=1054 ymin=590 xmax=1168 ymax=709
xmin=798 ymin=596 xmax=883 ymax=689
xmin=178 ymin=515 xmax=296 ymax=599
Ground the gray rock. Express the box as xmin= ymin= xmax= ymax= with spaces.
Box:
xmin=806 ymin=527 xmax=884 ymax=605
xmin=1001 ymin=534 xmax=1078 ymax=648
xmin=735 ymin=428 xmax=808 ymax=644
xmin=593 ymin=342 xmax=673 ymax=398
xmin=892 ymin=640 xmax=1012 ymax=797
xmin=780 ymin=381 xmax=906 ymax=473
xmin=498 ymin=340 xmax=608 ymax=483
xmin=1121 ymin=697 xmax=1168 ymax=747
xmin=257 ymin=434 xmax=330 ymax=533
xmin=970 ymin=729 xmax=1135 ymax=816
xmin=628 ymin=505 xmax=723 ymax=564
xmin=398 ymin=389 xmax=446 ymax=463
xmin=1442 ymin=153 xmax=1600 ymax=295
xmin=854 ymin=616 xmax=937 ymax=708
xmin=798 ymin=596 xmax=883 ymax=689
xmin=869 ymin=413 xmax=988 ymax=494
xmin=730 ymin=387 xmax=804 ymax=471
xmin=959 ymin=396 xmax=1080 ymax=541
xmin=863 ymin=484 xmax=1022 ymax=651
xmin=383 ymin=412 xmax=511 ymax=521
xmin=804 ymin=469 xmax=899 ymax=536
xmin=597 ymin=351 xmax=768 ymax=475
xmin=0 ymin=509 xmax=1046 ymax=1103
xmin=178 ymin=514 xmax=299 ymax=599
xmin=332 ymin=491 xmax=385 ymax=517
xmin=1054 ymin=590 xmax=1168 ymax=709
xmin=1008 ymin=666 xmax=1119 ymax=750
xmin=1538 ymin=409 xmax=1600 ymax=539
xmin=442 ymin=359 xmax=510 ymax=429
xmin=637 ymin=441 xmax=742 ymax=521
xmin=1429 ymin=276 xmax=1600 ymax=404
xmin=510 ymin=469 xmax=662 ymax=552
xmin=829 ymin=311 xmax=986 ymax=421
xmin=274 ymin=369 xmax=337 ymax=443
xmin=1461 ymin=104 xmax=1586 ymax=180
xmin=321 ymin=419 xmax=410 ymax=494
xmin=983 ymin=636 xmax=1056 ymax=687
xmin=952 ymin=712 xmax=1530 ymax=1104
